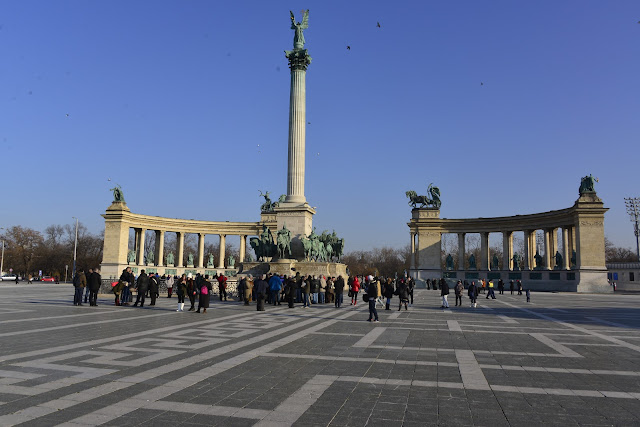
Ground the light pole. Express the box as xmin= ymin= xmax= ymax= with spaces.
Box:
xmin=0 ymin=227 xmax=5 ymax=275
xmin=72 ymin=217 xmax=79 ymax=278
xmin=624 ymin=197 xmax=640 ymax=262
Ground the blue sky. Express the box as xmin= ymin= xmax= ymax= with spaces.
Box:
xmin=1 ymin=1 xmax=638 ymax=252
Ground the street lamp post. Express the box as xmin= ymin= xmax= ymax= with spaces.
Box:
xmin=72 ymin=217 xmax=79 ymax=278
xmin=624 ymin=197 xmax=640 ymax=262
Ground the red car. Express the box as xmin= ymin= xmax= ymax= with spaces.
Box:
xmin=41 ymin=276 xmax=56 ymax=282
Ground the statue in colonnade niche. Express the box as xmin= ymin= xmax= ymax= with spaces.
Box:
xmin=512 ymin=253 xmax=521 ymax=270
xmin=445 ymin=254 xmax=454 ymax=270
xmin=166 ymin=252 xmax=175 ymax=265
xmin=146 ymin=249 xmax=154 ymax=264
xmin=554 ymin=251 xmax=563 ymax=270
xmin=187 ymin=253 xmax=194 ymax=266
xmin=127 ymin=250 xmax=136 ymax=263
xmin=468 ymin=254 xmax=476 ymax=270
xmin=491 ymin=254 xmax=500 ymax=270
xmin=228 ymin=255 xmax=235 ymax=267
xmin=207 ymin=254 xmax=214 ymax=267
xmin=534 ymin=251 xmax=544 ymax=269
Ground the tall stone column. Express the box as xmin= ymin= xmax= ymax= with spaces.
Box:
xmin=239 ymin=235 xmax=246 ymax=263
xmin=458 ymin=233 xmax=466 ymax=270
xmin=217 ymin=234 xmax=226 ymax=269
xmin=176 ymin=232 xmax=184 ymax=268
xmin=410 ymin=232 xmax=416 ymax=269
xmin=137 ymin=229 xmax=146 ymax=265
xmin=197 ymin=233 xmax=205 ymax=269
xmin=522 ymin=230 xmax=531 ymax=270
xmin=544 ymin=229 xmax=551 ymax=270
xmin=284 ymin=42 xmax=312 ymax=205
xmin=562 ymin=227 xmax=570 ymax=270
xmin=155 ymin=230 xmax=164 ymax=267
xmin=480 ymin=232 xmax=490 ymax=270
xmin=503 ymin=231 xmax=513 ymax=271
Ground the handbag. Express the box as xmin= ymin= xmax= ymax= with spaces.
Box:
xmin=348 ymin=290 xmax=353 ymax=298
xmin=362 ymin=293 xmax=369 ymax=303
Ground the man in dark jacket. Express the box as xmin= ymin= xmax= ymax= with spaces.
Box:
xmin=148 ymin=273 xmax=159 ymax=306
xmin=83 ymin=268 xmax=93 ymax=303
xmin=254 ymin=274 xmax=268 ymax=311
xmin=88 ymin=268 xmax=102 ymax=306
xmin=73 ymin=269 xmax=87 ymax=306
xmin=454 ymin=280 xmax=464 ymax=307
xmin=334 ymin=276 xmax=345 ymax=308
xmin=284 ymin=276 xmax=296 ymax=308
xmin=440 ymin=279 xmax=450 ymax=308
xmin=366 ymin=275 xmax=379 ymax=322
xmin=134 ymin=270 xmax=149 ymax=307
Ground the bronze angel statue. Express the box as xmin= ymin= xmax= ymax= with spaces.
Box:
xmin=290 ymin=10 xmax=309 ymax=49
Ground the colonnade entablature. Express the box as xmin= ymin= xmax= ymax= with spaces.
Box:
xmin=101 ymin=201 xmax=267 ymax=278
xmin=408 ymin=191 xmax=611 ymax=293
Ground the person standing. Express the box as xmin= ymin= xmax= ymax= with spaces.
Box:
xmin=294 ymin=272 xmax=302 ymax=303
xmin=396 ymin=279 xmax=409 ymax=311
xmin=244 ymin=275 xmax=254 ymax=305
xmin=509 ymin=280 xmax=515 ymax=295
xmin=285 ymin=276 xmax=296 ymax=308
xmin=255 ymin=274 xmax=268 ymax=311
xmin=166 ymin=275 xmax=174 ymax=298
xmin=383 ymin=278 xmax=394 ymax=310
xmin=498 ymin=279 xmax=504 ymax=295
xmin=375 ymin=277 xmax=384 ymax=309
xmin=148 ymin=273 xmax=159 ymax=306
xmin=440 ymin=280 xmax=450 ymax=308
xmin=133 ymin=270 xmax=149 ymax=307
xmin=302 ymin=275 xmax=311 ymax=308
xmin=72 ymin=268 xmax=87 ymax=306
xmin=88 ymin=268 xmax=101 ymax=306
xmin=186 ymin=273 xmax=196 ymax=311
xmin=366 ymin=276 xmax=379 ymax=322
xmin=407 ymin=278 xmax=414 ymax=306
xmin=176 ymin=274 xmax=187 ymax=312
xmin=517 ymin=280 xmax=523 ymax=295
xmin=486 ymin=280 xmax=496 ymax=300
xmin=326 ymin=276 xmax=334 ymax=304
xmin=310 ymin=275 xmax=320 ymax=304
xmin=83 ymin=269 xmax=92 ymax=303
xmin=237 ymin=276 xmax=246 ymax=304
xmin=269 ymin=274 xmax=283 ymax=306
xmin=468 ymin=281 xmax=477 ymax=308
xmin=217 ymin=273 xmax=228 ymax=301
xmin=319 ymin=276 xmax=327 ymax=304
xmin=196 ymin=275 xmax=212 ymax=313
xmin=526 ymin=288 xmax=531 ymax=302
xmin=350 ymin=276 xmax=360 ymax=306
xmin=334 ymin=276 xmax=345 ymax=308
xmin=454 ymin=280 xmax=464 ymax=307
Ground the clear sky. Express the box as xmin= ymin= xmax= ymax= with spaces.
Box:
xmin=1 ymin=1 xmax=639 ymax=252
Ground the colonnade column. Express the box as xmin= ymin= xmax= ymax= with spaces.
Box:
xmin=458 ymin=233 xmax=466 ymax=270
xmin=410 ymin=232 xmax=416 ymax=269
xmin=155 ymin=231 xmax=164 ymax=266
xmin=568 ymin=227 xmax=575 ymax=268
xmin=137 ymin=229 xmax=146 ymax=265
xmin=239 ymin=235 xmax=246 ymax=263
xmin=522 ymin=230 xmax=531 ymax=270
xmin=530 ymin=231 xmax=537 ymax=268
xmin=480 ymin=232 xmax=489 ymax=270
xmin=176 ymin=232 xmax=184 ymax=268
xmin=562 ymin=227 xmax=570 ymax=270
xmin=197 ymin=233 xmax=205 ymax=269
xmin=217 ymin=235 xmax=226 ymax=269
xmin=503 ymin=231 xmax=513 ymax=271
xmin=550 ymin=228 xmax=558 ymax=268
xmin=544 ymin=229 xmax=551 ymax=270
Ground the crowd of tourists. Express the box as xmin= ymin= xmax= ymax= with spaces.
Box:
xmin=72 ymin=267 xmax=530 ymax=318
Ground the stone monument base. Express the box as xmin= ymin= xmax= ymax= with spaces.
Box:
xmin=240 ymin=260 xmax=347 ymax=278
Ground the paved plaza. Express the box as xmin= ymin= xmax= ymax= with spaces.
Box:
xmin=0 ymin=285 xmax=639 ymax=426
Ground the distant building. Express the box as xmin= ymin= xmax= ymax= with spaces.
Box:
xmin=606 ymin=263 xmax=640 ymax=291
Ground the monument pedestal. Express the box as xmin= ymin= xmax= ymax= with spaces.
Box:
xmin=274 ymin=203 xmax=316 ymax=261
xmin=240 ymin=259 xmax=347 ymax=278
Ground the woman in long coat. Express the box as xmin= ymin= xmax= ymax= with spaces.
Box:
xmin=468 ymin=281 xmax=477 ymax=308
xmin=383 ymin=278 xmax=395 ymax=310
xmin=196 ymin=276 xmax=212 ymax=313
xmin=244 ymin=275 xmax=254 ymax=305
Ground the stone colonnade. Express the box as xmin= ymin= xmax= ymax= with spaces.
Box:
xmin=101 ymin=202 xmax=261 ymax=279
xmin=408 ymin=192 xmax=610 ymax=292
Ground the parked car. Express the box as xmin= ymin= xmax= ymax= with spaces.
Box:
xmin=41 ymin=276 xmax=55 ymax=282
xmin=1 ymin=274 xmax=18 ymax=281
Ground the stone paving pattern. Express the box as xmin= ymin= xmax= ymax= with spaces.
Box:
xmin=0 ymin=283 xmax=639 ymax=426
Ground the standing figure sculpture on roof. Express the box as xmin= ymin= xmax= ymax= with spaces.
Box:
xmin=110 ymin=185 xmax=125 ymax=203
xmin=579 ymin=174 xmax=597 ymax=195
xmin=290 ymin=10 xmax=309 ymax=49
